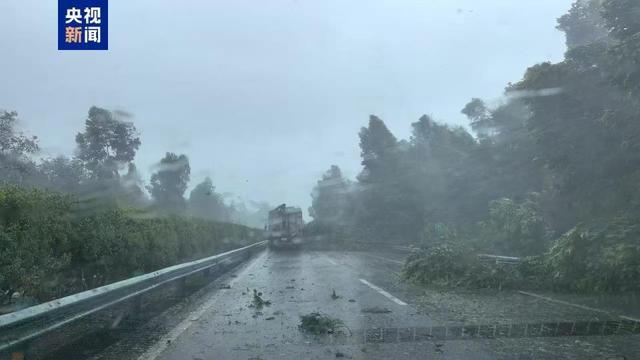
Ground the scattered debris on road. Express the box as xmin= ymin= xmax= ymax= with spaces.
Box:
xmin=250 ymin=289 xmax=271 ymax=309
xmin=219 ymin=284 xmax=231 ymax=289
xmin=348 ymin=299 xmax=356 ymax=303
xmin=331 ymin=289 xmax=341 ymax=300
xmin=299 ymin=312 xmax=346 ymax=335
xmin=265 ymin=316 xmax=275 ymax=320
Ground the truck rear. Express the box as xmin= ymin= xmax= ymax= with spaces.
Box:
xmin=266 ymin=204 xmax=304 ymax=249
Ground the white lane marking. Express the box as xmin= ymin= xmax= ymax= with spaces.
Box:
xmin=364 ymin=254 xmax=404 ymax=265
xmin=137 ymin=252 xmax=266 ymax=360
xmin=518 ymin=290 xmax=640 ymax=322
xmin=359 ymin=278 xmax=407 ymax=306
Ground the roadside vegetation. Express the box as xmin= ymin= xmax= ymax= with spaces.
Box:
xmin=0 ymin=107 xmax=265 ymax=307
xmin=0 ymin=185 xmax=260 ymax=304
xmin=307 ymin=0 xmax=640 ymax=293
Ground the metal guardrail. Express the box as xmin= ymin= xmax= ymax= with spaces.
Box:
xmin=0 ymin=240 xmax=266 ymax=358
xmin=352 ymin=241 xmax=415 ymax=253
xmin=353 ymin=242 xmax=522 ymax=264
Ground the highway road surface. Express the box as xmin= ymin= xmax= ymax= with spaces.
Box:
xmin=89 ymin=249 xmax=640 ymax=360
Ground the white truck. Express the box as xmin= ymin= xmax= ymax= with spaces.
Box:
xmin=266 ymin=204 xmax=304 ymax=249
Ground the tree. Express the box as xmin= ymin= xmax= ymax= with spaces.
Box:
xmin=461 ymin=98 xmax=544 ymax=204
xmin=189 ymin=177 xmax=229 ymax=221
xmin=120 ymin=163 xmax=148 ymax=206
xmin=355 ymin=115 xmax=425 ymax=241
xmin=309 ymin=165 xmax=350 ymax=224
xmin=513 ymin=48 xmax=638 ymax=228
xmin=38 ymin=156 xmax=86 ymax=193
xmin=0 ymin=111 xmax=38 ymax=156
xmin=147 ymin=153 xmax=190 ymax=214
xmin=556 ymin=0 xmax=611 ymax=49
xmin=409 ymin=114 xmax=479 ymax=224
xmin=75 ymin=106 xmax=141 ymax=180
xmin=461 ymin=98 xmax=492 ymax=139
xmin=357 ymin=115 xmax=398 ymax=183
xmin=601 ymin=0 xmax=640 ymax=101
xmin=0 ymin=110 xmax=39 ymax=185
xmin=601 ymin=0 xmax=640 ymax=40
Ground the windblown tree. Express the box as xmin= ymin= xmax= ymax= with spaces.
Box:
xmin=309 ymin=165 xmax=351 ymax=224
xmin=228 ymin=201 xmax=272 ymax=228
xmin=461 ymin=99 xmax=492 ymax=139
xmin=510 ymin=0 xmax=640 ymax=230
xmin=120 ymin=163 xmax=148 ymax=206
xmin=408 ymin=115 xmax=478 ymax=224
xmin=357 ymin=115 xmax=399 ymax=184
xmin=148 ymin=152 xmax=190 ymax=214
xmin=461 ymin=98 xmax=543 ymax=206
xmin=38 ymin=156 xmax=86 ymax=193
xmin=75 ymin=106 xmax=141 ymax=180
xmin=72 ymin=106 xmax=143 ymax=207
xmin=189 ymin=177 xmax=230 ymax=221
xmin=354 ymin=115 xmax=422 ymax=241
xmin=556 ymin=0 xmax=611 ymax=49
xmin=0 ymin=110 xmax=39 ymax=185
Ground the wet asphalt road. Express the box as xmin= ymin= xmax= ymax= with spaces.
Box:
xmin=135 ymin=249 xmax=495 ymax=360
xmin=96 ymin=248 xmax=640 ymax=360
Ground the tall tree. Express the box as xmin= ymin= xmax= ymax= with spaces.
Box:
xmin=602 ymin=0 xmax=640 ymax=40
xmin=510 ymin=0 xmax=640 ymax=229
xmin=148 ymin=153 xmax=190 ymax=214
xmin=357 ymin=115 xmax=398 ymax=183
xmin=0 ymin=110 xmax=39 ymax=185
xmin=461 ymin=98 xmax=492 ymax=139
xmin=38 ymin=156 xmax=86 ymax=193
xmin=409 ymin=114 xmax=478 ymax=224
xmin=120 ymin=163 xmax=147 ymax=206
xmin=0 ymin=111 xmax=38 ymax=156
xmin=355 ymin=115 xmax=421 ymax=241
xmin=309 ymin=165 xmax=351 ymax=224
xmin=189 ymin=177 xmax=229 ymax=221
xmin=461 ymin=98 xmax=544 ymax=203
xmin=556 ymin=0 xmax=611 ymax=49
xmin=75 ymin=106 xmax=141 ymax=180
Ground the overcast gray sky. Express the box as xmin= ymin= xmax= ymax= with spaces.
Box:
xmin=1 ymin=0 xmax=572 ymax=214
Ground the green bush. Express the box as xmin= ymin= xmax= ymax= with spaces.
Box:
xmin=542 ymin=216 xmax=640 ymax=292
xmin=402 ymin=243 xmax=527 ymax=289
xmin=402 ymin=244 xmax=470 ymax=286
xmin=403 ymin=215 xmax=640 ymax=293
xmin=0 ymin=185 xmax=260 ymax=303
xmin=475 ymin=193 xmax=549 ymax=256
